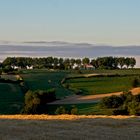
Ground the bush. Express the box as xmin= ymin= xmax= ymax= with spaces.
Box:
xmin=74 ymin=89 xmax=83 ymax=95
xmin=63 ymin=83 xmax=70 ymax=89
xmin=55 ymin=105 xmax=78 ymax=115
xmin=134 ymin=93 xmax=140 ymax=102
xmin=100 ymin=95 xmax=123 ymax=108
xmin=55 ymin=106 xmax=66 ymax=115
xmin=100 ymin=91 xmax=140 ymax=115
xmin=71 ymin=105 xmax=78 ymax=115
xmin=113 ymin=108 xmax=128 ymax=115
xmin=22 ymin=89 xmax=56 ymax=114
xmin=132 ymin=77 xmax=140 ymax=87
xmin=127 ymin=100 xmax=140 ymax=115
xmin=119 ymin=91 xmax=132 ymax=102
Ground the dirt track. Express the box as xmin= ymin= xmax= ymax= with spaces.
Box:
xmin=49 ymin=87 xmax=140 ymax=104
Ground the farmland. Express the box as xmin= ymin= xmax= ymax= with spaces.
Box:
xmin=0 ymin=69 xmax=140 ymax=114
xmin=0 ymin=115 xmax=140 ymax=140
xmin=21 ymin=70 xmax=73 ymax=99
xmin=21 ymin=69 xmax=140 ymax=97
xmin=66 ymin=76 xmax=136 ymax=95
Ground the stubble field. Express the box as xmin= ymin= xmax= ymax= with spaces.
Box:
xmin=0 ymin=115 xmax=139 ymax=140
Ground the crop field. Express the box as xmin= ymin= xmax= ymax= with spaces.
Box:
xmin=80 ymin=68 xmax=140 ymax=75
xmin=21 ymin=70 xmax=73 ymax=99
xmin=66 ymin=76 xmax=137 ymax=95
xmin=0 ymin=115 xmax=139 ymax=140
xmin=0 ymin=83 xmax=24 ymax=114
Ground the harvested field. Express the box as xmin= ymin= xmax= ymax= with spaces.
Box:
xmin=0 ymin=115 xmax=139 ymax=140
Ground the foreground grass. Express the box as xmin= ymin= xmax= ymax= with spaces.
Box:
xmin=0 ymin=115 xmax=139 ymax=140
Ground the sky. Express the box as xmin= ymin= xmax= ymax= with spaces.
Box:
xmin=0 ymin=0 xmax=140 ymax=45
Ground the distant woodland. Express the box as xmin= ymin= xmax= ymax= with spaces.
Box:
xmin=1 ymin=56 xmax=136 ymax=71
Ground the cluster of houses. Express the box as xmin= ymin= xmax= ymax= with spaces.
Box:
xmin=11 ymin=64 xmax=95 ymax=70
xmin=11 ymin=65 xmax=33 ymax=70
xmin=72 ymin=64 xmax=95 ymax=70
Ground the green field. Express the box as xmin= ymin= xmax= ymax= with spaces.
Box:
xmin=21 ymin=70 xmax=73 ymax=99
xmin=0 ymin=69 xmax=140 ymax=114
xmin=66 ymin=76 xmax=137 ymax=95
xmin=48 ymin=103 xmax=113 ymax=115
xmin=79 ymin=69 xmax=140 ymax=75
xmin=0 ymin=83 xmax=24 ymax=114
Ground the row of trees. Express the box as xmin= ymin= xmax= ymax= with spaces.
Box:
xmin=2 ymin=56 xmax=136 ymax=70
xmin=91 ymin=57 xmax=136 ymax=69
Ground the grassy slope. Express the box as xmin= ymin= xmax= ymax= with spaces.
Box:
xmin=0 ymin=115 xmax=139 ymax=140
xmin=21 ymin=70 xmax=73 ymax=99
xmin=0 ymin=83 xmax=24 ymax=114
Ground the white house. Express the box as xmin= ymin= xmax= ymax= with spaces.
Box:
xmin=11 ymin=65 xmax=21 ymax=70
xmin=26 ymin=65 xmax=33 ymax=69
xmin=72 ymin=63 xmax=80 ymax=69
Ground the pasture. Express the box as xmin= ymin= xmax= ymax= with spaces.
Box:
xmin=21 ymin=70 xmax=73 ymax=99
xmin=0 ymin=83 xmax=23 ymax=114
xmin=0 ymin=69 xmax=140 ymax=114
xmin=66 ymin=76 xmax=137 ymax=95
xmin=79 ymin=68 xmax=140 ymax=75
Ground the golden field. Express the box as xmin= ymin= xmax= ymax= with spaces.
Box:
xmin=0 ymin=115 xmax=140 ymax=140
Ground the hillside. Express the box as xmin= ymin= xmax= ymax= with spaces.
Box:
xmin=0 ymin=115 xmax=140 ymax=140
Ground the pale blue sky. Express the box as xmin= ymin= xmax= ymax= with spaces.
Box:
xmin=0 ymin=0 xmax=140 ymax=45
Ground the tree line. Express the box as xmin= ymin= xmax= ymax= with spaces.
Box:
xmin=2 ymin=56 xmax=136 ymax=70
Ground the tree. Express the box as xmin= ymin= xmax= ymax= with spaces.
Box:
xmin=22 ymin=89 xmax=56 ymax=114
xmin=125 ymin=57 xmax=130 ymax=68
xmin=113 ymin=57 xmax=119 ymax=69
xmin=118 ymin=57 xmax=125 ymax=69
xmin=2 ymin=56 xmax=136 ymax=70
xmin=75 ymin=59 xmax=81 ymax=66
xmin=53 ymin=57 xmax=59 ymax=69
xmin=64 ymin=58 xmax=70 ymax=69
xmin=130 ymin=58 xmax=136 ymax=68
xmin=82 ymin=57 xmax=90 ymax=65
xmin=70 ymin=58 xmax=76 ymax=67
xmin=90 ymin=59 xmax=98 ymax=69
xmin=132 ymin=77 xmax=140 ymax=87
